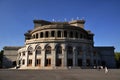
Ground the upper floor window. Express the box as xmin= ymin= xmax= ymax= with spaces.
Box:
xmin=75 ymin=32 xmax=78 ymax=38
xmin=45 ymin=46 xmax=51 ymax=54
xmin=69 ymin=31 xmax=73 ymax=38
xmin=28 ymin=46 xmax=33 ymax=55
xmin=36 ymin=46 xmax=41 ymax=55
xmin=67 ymin=46 xmax=73 ymax=54
xmin=57 ymin=31 xmax=61 ymax=37
xmin=45 ymin=31 xmax=49 ymax=37
xmin=64 ymin=31 xmax=67 ymax=37
xmin=40 ymin=32 xmax=43 ymax=38
xmin=36 ymin=33 xmax=38 ymax=38
xmin=56 ymin=46 xmax=62 ymax=54
xmin=51 ymin=31 xmax=55 ymax=37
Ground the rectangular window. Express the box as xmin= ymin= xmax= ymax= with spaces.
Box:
xmin=36 ymin=59 xmax=41 ymax=66
xmin=56 ymin=59 xmax=62 ymax=66
xmin=51 ymin=31 xmax=55 ymax=37
xmin=28 ymin=59 xmax=32 ymax=66
xmin=40 ymin=32 xmax=43 ymax=38
xmin=45 ymin=58 xmax=51 ymax=66
xmin=22 ymin=59 xmax=25 ymax=65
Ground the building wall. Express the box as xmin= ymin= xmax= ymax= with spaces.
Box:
xmin=3 ymin=46 xmax=22 ymax=68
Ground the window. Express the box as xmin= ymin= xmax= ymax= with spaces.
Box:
xmin=56 ymin=59 xmax=62 ymax=66
xmin=33 ymin=35 xmax=35 ymax=39
xmin=45 ymin=58 xmax=51 ymax=66
xmin=36 ymin=46 xmax=41 ymax=55
xmin=67 ymin=59 xmax=73 ymax=66
xmin=57 ymin=31 xmax=61 ymax=37
xmin=75 ymin=32 xmax=78 ymax=38
xmin=51 ymin=31 xmax=55 ymax=37
xmin=36 ymin=59 xmax=41 ymax=66
xmin=80 ymin=34 xmax=83 ymax=38
xmin=45 ymin=31 xmax=49 ymax=37
xmin=69 ymin=31 xmax=73 ymax=38
xmin=40 ymin=32 xmax=43 ymax=38
xmin=36 ymin=33 xmax=38 ymax=38
xmin=23 ymin=51 xmax=25 ymax=56
xmin=77 ymin=47 xmax=82 ymax=55
xmin=28 ymin=47 xmax=33 ymax=55
xmin=28 ymin=59 xmax=32 ymax=66
xmin=64 ymin=31 xmax=67 ymax=37
xmin=45 ymin=46 xmax=51 ymax=54
xmin=67 ymin=46 xmax=73 ymax=54
xmin=22 ymin=59 xmax=25 ymax=65
xmin=56 ymin=46 xmax=62 ymax=54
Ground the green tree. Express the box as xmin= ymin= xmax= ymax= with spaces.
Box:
xmin=115 ymin=52 xmax=120 ymax=68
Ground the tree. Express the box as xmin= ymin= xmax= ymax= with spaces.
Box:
xmin=0 ymin=50 xmax=3 ymax=68
xmin=115 ymin=52 xmax=120 ymax=68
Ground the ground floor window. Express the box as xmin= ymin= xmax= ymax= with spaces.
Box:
xmin=86 ymin=59 xmax=90 ymax=66
xmin=45 ymin=58 xmax=51 ymax=66
xmin=67 ymin=59 xmax=73 ymax=66
xmin=78 ymin=59 xmax=82 ymax=66
xmin=36 ymin=59 xmax=41 ymax=66
xmin=56 ymin=59 xmax=62 ymax=66
xmin=94 ymin=59 xmax=96 ymax=66
xmin=22 ymin=59 xmax=25 ymax=65
xmin=28 ymin=59 xmax=32 ymax=66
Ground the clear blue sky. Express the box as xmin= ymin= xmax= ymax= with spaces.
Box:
xmin=0 ymin=0 xmax=120 ymax=52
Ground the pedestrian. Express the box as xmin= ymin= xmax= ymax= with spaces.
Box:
xmin=105 ymin=66 xmax=108 ymax=74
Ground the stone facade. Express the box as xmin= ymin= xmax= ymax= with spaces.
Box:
xmin=3 ymin=46 xmax=22 ymax=68
xmin=2 ymin=20 xmax=116 ymax=69
xmin=16 ymin=20 xmax=116 ymax=69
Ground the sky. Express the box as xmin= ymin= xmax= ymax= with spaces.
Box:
xmin=0 ymin=0 xmax=120 ymax=52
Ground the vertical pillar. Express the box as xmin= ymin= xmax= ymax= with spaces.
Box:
xmin=41 ymin=49 xmax=45 ymax=68
xmin=52 ymin=49 xmax=56 ymax=68
xmin=63 ymin=49 xmax=67 ymax=67
xmin=32 ymin=50 xmax=36 ymax=67
xmin=82 ymin=47 xmax=86 ymax=67
xmin=90 ymin=52 xmax=94 ymax=67
xmin=73 ymin=48 xmax=77 ymax=67
xmin=25 ymin=51 xmax=28 ymax=67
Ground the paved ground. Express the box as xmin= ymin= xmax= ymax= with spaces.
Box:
xmin=0 ymin=69 xmax=120 ymax=80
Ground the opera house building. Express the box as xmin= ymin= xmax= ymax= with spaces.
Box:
xmin=3 ymin=19 xmax=116 ymax=69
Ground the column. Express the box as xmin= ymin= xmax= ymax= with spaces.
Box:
xmin=82 ymin=47 xmax=86 ymax=67
xmin=52 ymin=49 xmax=56 ymax=68
xmin=25 ymin=51 xmax=28 ymax=67
xmin=90 ymin=52 xmax=94 ymax=67
xmin=63 ymin=49 xmax=67 ymax=67
xmin=32 ymin=50 xmax=36 ymax=67
xmin=73 ymin=48 xmax=77 ymax=67
xmin=41 ymin=49 xmax=45 ymax=68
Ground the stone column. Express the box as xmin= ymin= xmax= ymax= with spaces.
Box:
xmin=41 ymin=49 xmax=45 ymax=68
xmin=82 ymin=47 xmax=86 ymax=67
xmin=25 ymin=51 xmax=28 ymax=67
xmin=90 ymin=52 xmax=94 ymax=67
xmin=73 ymin=48 xmax=77 ymax=67
xmin=32 ymin=50 xmax=36 ymax=67
xmin=63 ymin=49 xmax=67 ymax=67
xmin=52 ymin=49 xmax=56 ymax=68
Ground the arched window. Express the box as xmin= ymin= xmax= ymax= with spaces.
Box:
xmin=57 ymin=31 xmax=61 ymax=37
xmin=67 ymin=46 xmax=73 ymax=54
xmin=28 ymin=46 xmax=33 ymax=55
xmin=40 ymin=32 xmax=43 ymax=38
xmin=45 ymin=31 xmax=49 ymax=37
xmin=51 ymin=31 xmax=55 ymax=37
xmin=77 ymin=47 xmax=82 ymax=55
xmin=64 ymin=31 xmax=67 ymax=37
xmin=56 ymin=46 xmax=62 ymax=54
xmin=75 ymin=32 xmax=78 ymax=38
xmin=69 ymin=31 xmax=73 ymax=38
xmin=36 ymin=46 xmax=41 ymax=55
xmin=80 ymin=34 xmax=83 ymax=38
xmin=45 ymin=46 xmax=51 ymax=54
xmin=36 ymin=33 xmax=38 ymax=38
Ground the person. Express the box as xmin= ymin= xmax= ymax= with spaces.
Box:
xmin=105 ymin=66 xmax=108 ymax=74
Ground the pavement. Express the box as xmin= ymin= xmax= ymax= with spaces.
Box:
xmin=0 ymin=69 xmax=120 ymax=80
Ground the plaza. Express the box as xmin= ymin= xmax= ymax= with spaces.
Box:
xmin=0 ymin=69 xmax=120 ymax=80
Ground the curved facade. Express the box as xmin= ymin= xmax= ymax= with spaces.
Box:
xmin=17 ymin=20 xmax=102 ymax=69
